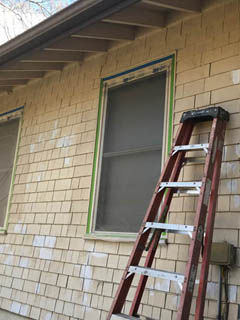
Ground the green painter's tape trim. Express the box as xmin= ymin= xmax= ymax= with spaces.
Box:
xmin=87 ymin=80 xmax=104 ymax=234
xmin=168 ymin=55 xmax=175 ymax=153
xmin=162 ymin=57 xmax=175 ymax=237
xmin=4 ymin=117 xmax=23 ymax=232
xmin=162 ymin=57 xmax=175 ymax=236
xmin=86 ymin=54 xmax=176 ymax=236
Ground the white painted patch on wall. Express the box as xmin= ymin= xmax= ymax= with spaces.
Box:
xmin=226 ymin=180 xmax=232 ymax=193
xmin=233 ymin=195 xmax=240 ymax=209
xmin=206 ymin=282 xmax=218 ymax=300
xmin=54 ymin=120 xmax=58 ymax=129
xmin=56 ymin=137 xmax=64 ymax=148
xmin=51 ymin=129 xmax=58 ymax=139
xmin=22 ymin=224 xmax=27 ymax=234
xmin=37 ymin=174 xmax=41 ymax=182
xmin=5 ymin=244 xmax=13 ymax=255
xmin=232 ymin=69 xmax=240 ymax=84
xmin=231 ymin=179 xmax=238 ymax=193
xmin=64 ymin=136 xmax=71 ymax=147
xmin=4 ymin=255 xmax=13 ymax=265
xmin=226 ymin=162 xmax=237 ymax=177
xmin=33 ymin=235 xmax=45 ymax=247
xmin=45 ymin=312 xmax=52 ymax=320
xmin=30 ymin=144 xmax=35 ymax=153
xmin=222 ymin=146 xmax=227 ymax=161
xmin=149 ymin=290 xmax=155 ymax=297
xmin=229 ymin=285 xmax=237 ymax=303
xmin=35 ymin=282 xmax=41 ymax=294
xmin=235 ymin=145 xmax=240 ymax=158
xmin=83 ymin=279 xmax=92 ymax=291
xmin=40 ymin=248 xmax=53 ymax=260
xmin=91 ymin=252 xmax=106 ymax=258
xmin=64 ymin=157 xmax=70 ymax=166
xmin=19 ymin=257 xmax=29 ymax=268
xmin=14 ymin=224 xmax=22 ymax=233
xmin=11 ymin=301 xmax=21 ymax=314
xmin=20 ymin=304 xmax=29 ymax=316
xmin=45 ymin=236 xmax=56 ymax=248
xmin=81 ymin=265 xmax=93 ymax=279
xmin=82 ymin=293 xmax=89 ymax=306
xmin=90 ymin=252 xmax=107 ymax=263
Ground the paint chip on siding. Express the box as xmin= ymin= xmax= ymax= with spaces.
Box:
xmin=40 ymin=248 xmax=52 ymax=260
xmin=20 ymin=304 xmax=29 ymax=316
xmin=33 ymin=235 xmax=45 ymax=247
xmin=19 ymin=257 xmax=29 ymax=268
xmin=45 ymin=236 xmax=56 ymax=248
xmin=45 ymin=312 xmax=52 ymax=320
xmin=11 ymin=302 xmax=21 ymax=314
xmin=232 ymin=70 xmax=240 ymax=84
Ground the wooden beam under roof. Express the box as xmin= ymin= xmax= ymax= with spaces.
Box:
xmin=20 ymin=51 xmax=84 ymax=63
xmin=0 ymin=62 xmax=64 ymax=71
xmin=72 ymin=22 xmax=136 ymax=41
xmin=141 ymin=0 xmax=201 ymax=13
xmin=104 ymin=6 xmax=165 ymax=28
xmin=46 ymin=38 xmax=109 ymax=52
xmin=0 ymin=71 xmax=45 ymax=80
xmin=0 ymin=80 xmax=28 ymax=86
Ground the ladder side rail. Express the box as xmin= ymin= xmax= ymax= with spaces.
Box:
xmin=195 ymin=120 xmax=226 ymax=320
xmin=129 ymin=189 xmax=174 ymax=316
xmin=107 ymin=121 xmax=194 ymax=319
xmin=177 ymin=118 xmax=222 ymax=320
xmin=129 ymin=122 xmax=194 ymax=316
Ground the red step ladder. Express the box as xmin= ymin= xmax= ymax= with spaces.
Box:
xmin=107 ymin=106 xmax=229 ymax=320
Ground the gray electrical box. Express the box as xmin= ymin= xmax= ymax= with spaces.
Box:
xmin=209 ymin=242 xmax=236 ymax=266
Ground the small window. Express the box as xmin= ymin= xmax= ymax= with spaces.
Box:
xmin=0 ymin=118 xmax=20 ymax=228
xmin=95 ymin=72 xmax=167 ymax=233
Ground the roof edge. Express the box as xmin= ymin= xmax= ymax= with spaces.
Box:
xmin=0 ymin=0 xmax=140 ymax=66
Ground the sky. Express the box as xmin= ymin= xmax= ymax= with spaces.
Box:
xmin=0 ymin=0 xmax=77 ymax=45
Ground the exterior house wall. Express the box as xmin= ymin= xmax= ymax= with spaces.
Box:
xmin=0 ymin=0 xmax=240 ymax=319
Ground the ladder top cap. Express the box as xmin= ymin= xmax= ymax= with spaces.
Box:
xmin=180 ymin=106 xmax=230 ymax=123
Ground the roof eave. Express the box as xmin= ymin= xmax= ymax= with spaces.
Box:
xmin=0 ymin=0 xmax=140 ymax=67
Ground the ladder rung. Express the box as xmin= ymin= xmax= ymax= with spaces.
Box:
xmin=173 ymin=143 xmax=209 ymax=155
xmin=144 ymin=222 xmax=194 ymax=235
xmin=111 ymin=315 xmax=139 ymax=320
xmin=159 ymin=181 xmax=202 ymax=194
xmin=128 ymin=266 xmax=184 ymax=282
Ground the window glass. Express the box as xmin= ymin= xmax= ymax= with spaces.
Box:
xmin=0 ymin=118 xmax=19 ymax=226
xmin=96 ymin=72 xmax=166 ymax=233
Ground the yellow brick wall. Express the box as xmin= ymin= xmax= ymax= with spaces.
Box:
xmin=0 ymin=1 xmax=240 ymax=319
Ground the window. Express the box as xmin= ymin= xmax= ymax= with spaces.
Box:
xmin=0 ymin=113 xmax=21 ymax=230
xmin=88 ymin=56 xmax=175 ymax=236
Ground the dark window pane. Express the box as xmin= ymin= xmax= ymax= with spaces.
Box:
xmin=104 ymin=72 xmax=166 ymax=153
xmin=0 ymin=119 xmax=19 ymax=226
xmin=96 ymin=72 xmax=166 ymax=232
xmin=96 ymin=150 xmax=162 ymax=232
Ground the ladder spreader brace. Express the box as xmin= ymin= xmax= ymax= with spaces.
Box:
xmin=107 ymin=106 xmax=229 ymax=320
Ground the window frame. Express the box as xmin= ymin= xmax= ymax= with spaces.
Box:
xmin=0 ymin=106 xmax=23 ymax=234
xmin=86 ymin=55 xmax=175 ymax=240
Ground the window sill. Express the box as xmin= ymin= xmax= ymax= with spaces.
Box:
xmin=84 ymin=232 xmax=167 ymax=244
xmin=0 ymin=229 xmax=7 ymax=235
